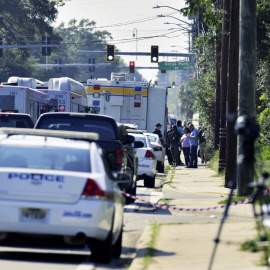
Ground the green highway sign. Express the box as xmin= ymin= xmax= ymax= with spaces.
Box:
xmin=158 ymin=61 xmax=194 ymax=70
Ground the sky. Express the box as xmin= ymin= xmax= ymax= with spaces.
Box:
xmin=55 ymin=0 xmax=191 ymax=82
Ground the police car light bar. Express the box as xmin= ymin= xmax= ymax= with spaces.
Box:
xmin=0 ymin=128 xmax=99 ymax=141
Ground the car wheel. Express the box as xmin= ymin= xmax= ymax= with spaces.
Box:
xmin=112 ymin=226 xmax=123 ymax=258
xmin=158 ymin=163 xmax=164 ymax=173
xmin=125 ymin=183 xmax=134 ymax=205
xmin=144 ymin=175 xmax=155 ymax=188
xmin=90 ymin=232 xmax=112 ymax=263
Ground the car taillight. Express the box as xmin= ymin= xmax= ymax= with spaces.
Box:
xmin=81 ymin=178 xmax=105 ymax=197
xmin=145 ymin=150 xmax=155 ymax=159
xmin=116 ymin=149 xmax=122 ymax=164
xmin=154 ymin=147 xmax=162 ymax=151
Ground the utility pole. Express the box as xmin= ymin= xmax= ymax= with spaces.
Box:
xmin=218 ymin=0 xmax=231 ymax=173
xmin=214 ymin=0 xmax=223 ymax=150
xmin=225 ymin=0 xmax=239 ymax=187
xmin=237 ymin=0 xmax=257 ymax=196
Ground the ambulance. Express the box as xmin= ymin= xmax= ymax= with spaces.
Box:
xmin=86 ymin=73 xmax=168 ymax=135
xmin=0 ymin=77 xmax=50 ymax=122
xmin=38 ymin=77 xmax=88 ymax=113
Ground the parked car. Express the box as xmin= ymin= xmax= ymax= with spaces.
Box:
xmin=128 ymin=131 xmax=157 ymax=188
xmin=0 ymin=112 xmax=34 ymax=128
xmin=0 ymin=128 xmax=127 ymax=263
xmin=145 ymin=133 xmax=166 ymax=173
xmin=34 ymin=112 xmax=136 ymax=204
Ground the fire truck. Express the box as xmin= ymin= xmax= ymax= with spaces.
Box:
xmin=86 ymin=73 xmax=168 ymax=134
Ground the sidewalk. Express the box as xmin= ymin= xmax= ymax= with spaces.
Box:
xmin=129 ymin=162 xmax=268 ymax=270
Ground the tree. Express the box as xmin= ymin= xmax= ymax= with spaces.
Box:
xmin=0 ymin=0 xmax=61 ymax=81
xmin=34 ymin=19 xmax=121 ymax=81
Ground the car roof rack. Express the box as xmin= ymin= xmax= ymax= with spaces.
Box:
xmin=0 ymin=128 xmax=99 ymax=141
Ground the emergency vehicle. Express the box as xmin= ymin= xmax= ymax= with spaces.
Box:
xmin=0 ymin=77 xmax=50 ymax=122
xmin=38 ymin=77 xmax=88 ymax=113
xmin=86 ymin=73 xmax=168 ymax=135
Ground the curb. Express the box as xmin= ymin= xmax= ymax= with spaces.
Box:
xmin=128 ymin=225 xmax=153 ymax=270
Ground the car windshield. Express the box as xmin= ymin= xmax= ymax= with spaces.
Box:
xmin=37 ymin=116 xmax=116 ymax=140
xmin=0 ymin=146 xmax=91 ymax=172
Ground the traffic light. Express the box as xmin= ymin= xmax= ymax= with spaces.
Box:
xmin=151 ymin=45 xmax=159 ymax=63
xmin=172 ymin=81 xmax=175 ymax=88
xmin=154 ymin=81 xmax=158 ymax=88
xmin=89 ymin=58 xmax=95 ymax=72
xmin=106 ymin=44 xmax=115 ymax=62
xmin=129 ymin=61 xmax=135 ymax=74
xmin=42 ymin=36 xmax=51 ymax=56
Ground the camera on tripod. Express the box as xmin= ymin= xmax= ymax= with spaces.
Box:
xmin=234 ymin=115 xmax=260 ymax=141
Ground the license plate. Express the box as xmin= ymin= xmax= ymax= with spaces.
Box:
xmin=20 ymin=208 xmax=47 ymax=223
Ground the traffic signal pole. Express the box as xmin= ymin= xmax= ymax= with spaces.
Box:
xmin=77 ymin=50 xmax=194 ymax=58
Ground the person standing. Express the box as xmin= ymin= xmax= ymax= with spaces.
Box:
xmin=198 ymin=126 xmax=207 ymax=163
xmin=187 ymin=123 xmax=198 ymax=168
xmin=153 ymin=123 xmax=163 ymax=143
xmin=166 ymin=126 xmax=173 ymax=165
xmin=176 ymin=120 xmax=184 ymax=165
xmin=170 ymin=125 xmax=181 ymax=166
xmin=180 ymin=127 xmax=191 ymax=167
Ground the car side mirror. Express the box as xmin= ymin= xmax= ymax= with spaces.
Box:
xmin=124 ymin=134 xmax=135 ymax=144
xmin=134 ymin=141 xmax=144 ymax=148
xmin=115 ymin=173 xmax=131 ymax=184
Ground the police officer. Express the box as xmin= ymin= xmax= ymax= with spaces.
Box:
xmin=153 ymin=123 xmax=163 ymax=142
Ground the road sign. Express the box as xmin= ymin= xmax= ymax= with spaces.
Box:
xmin=158 ymin=62 xmax=194 ymax=70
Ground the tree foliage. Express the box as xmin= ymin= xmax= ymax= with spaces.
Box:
xmin=180 ymin=0 xmax=270 ymax=160
xmin=0 ymin=0 xmax=61 ymax=81
xmin=35 ymin=19 xmax=120 ymax=81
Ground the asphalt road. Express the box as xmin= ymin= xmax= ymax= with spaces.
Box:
xmin=0 ymin=173 xmax=168 ymax=270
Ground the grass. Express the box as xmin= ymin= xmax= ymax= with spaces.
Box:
xmin=218 ymin=195 xmax=249 ymax=205
xmin=241 ymin=231 xmax=270 ymax=266
xmin=167 ymin=167 xmax=175 ymax=188
xmin=160 ymin=198 xmax=170 ymax=205
xmin=165 ymin=165 xmax=171 ymax=171
xmin=142 ymin=223 xmax=161 ymax=270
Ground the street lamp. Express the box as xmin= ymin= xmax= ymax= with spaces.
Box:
xmin=164 ymin=22 xmax=193 ymax=32
xmin=157 ymin=14 xmax=192 ymax=26
xmin=152 ymin=5 xmax=180 ymax=13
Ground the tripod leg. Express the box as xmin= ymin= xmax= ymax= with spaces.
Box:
xmin=208 ymin=186 xmax=234 ymax=270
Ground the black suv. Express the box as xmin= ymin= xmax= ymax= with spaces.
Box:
xmin=34 ymin=112 xmax=137 ymax=204
xmin=0 ymin=113 xmax=34 ymax=128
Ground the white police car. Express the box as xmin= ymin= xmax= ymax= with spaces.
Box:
xmin=129 ymin=132 xmax=157 ymax=188
xmin=0 ymin=128 xmax=126 ymax=263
